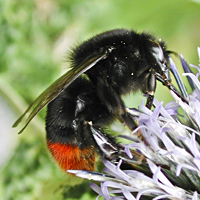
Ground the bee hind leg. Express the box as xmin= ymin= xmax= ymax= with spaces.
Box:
xmin=88 ymin=122 xmax=119 ymax=162
xmin=88 ymin=121 xmax=144 ymax=165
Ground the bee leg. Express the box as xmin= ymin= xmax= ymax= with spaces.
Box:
xmin=96 ymin=84 xmax=137 ymax=130
xmin=120 ymin=113 xmax=138 ymax=130
xmin=146 ymin=69 xmax=156 ymax=109
xmin=88 ymin=121 xmax=119 ymax=162
xmin=88 ymin=122 xmax=144 ymax=165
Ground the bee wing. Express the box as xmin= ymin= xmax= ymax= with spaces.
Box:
xmin=13 ymin=53 xmax=107 ymax=134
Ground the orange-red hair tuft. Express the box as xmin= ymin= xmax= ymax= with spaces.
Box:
xmin=47 ymin=141 xmax=96 ymax=172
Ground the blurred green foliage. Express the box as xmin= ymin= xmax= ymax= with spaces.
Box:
xmin=0 ymin=0 xmax=200 ymax=199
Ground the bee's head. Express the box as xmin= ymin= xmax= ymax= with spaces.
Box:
xmin=150 ymin=41 xmax=171 ymax=85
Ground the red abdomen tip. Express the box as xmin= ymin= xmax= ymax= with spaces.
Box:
xmin=47 ymin=141 xmax=96 ymax=172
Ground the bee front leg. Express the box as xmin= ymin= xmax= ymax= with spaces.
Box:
xmin=146 ymin=69 xmax=156 ymax=109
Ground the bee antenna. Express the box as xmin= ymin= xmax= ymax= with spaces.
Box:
xmin=167 ymin=50 xmax=178 ymax=57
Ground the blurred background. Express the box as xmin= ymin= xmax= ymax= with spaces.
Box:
xmin=0 ymin=0 xmax=200 ymax=199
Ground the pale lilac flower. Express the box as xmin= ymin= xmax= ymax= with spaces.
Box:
xmin=69 ymin=48 xmax=200 ymax=200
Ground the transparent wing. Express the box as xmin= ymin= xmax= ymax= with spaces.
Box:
xmin=13 ymin=53 xmax=107 ymax=134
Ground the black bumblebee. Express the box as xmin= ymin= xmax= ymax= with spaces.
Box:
xmin=13 ymin=29 xmax=184 ymax=172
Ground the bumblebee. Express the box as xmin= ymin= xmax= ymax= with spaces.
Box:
xmin=13 ymin=29 xmax=185 ymax=172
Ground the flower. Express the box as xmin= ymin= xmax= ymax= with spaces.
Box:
xmin=68 ymin=48 xmax=200 ymax=200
